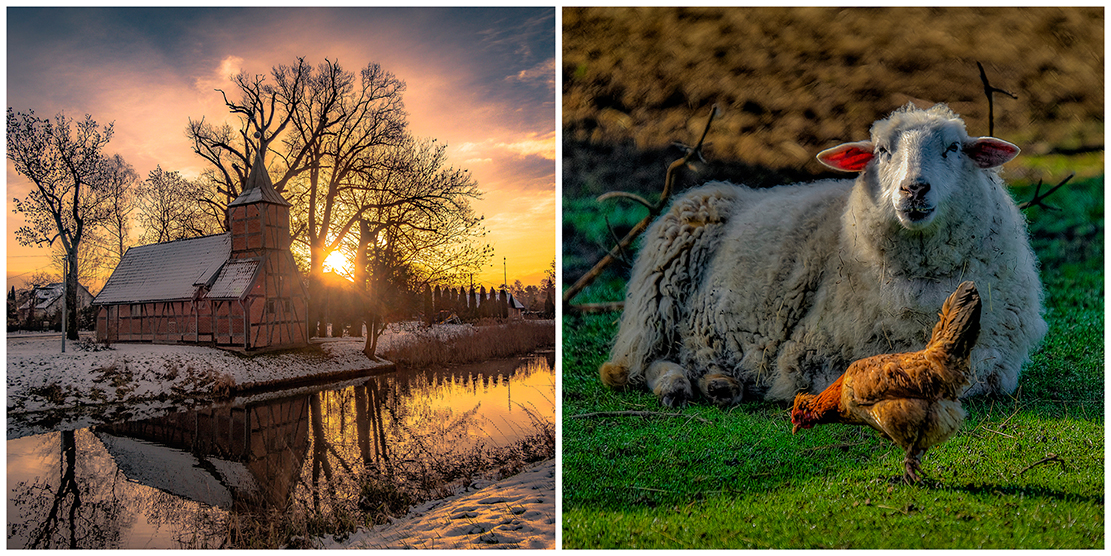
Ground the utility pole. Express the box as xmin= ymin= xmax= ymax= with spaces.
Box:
xmin=503 ymin=257 xmax=507 ymax=291
xmin=61 ymin=257 xmax=67 ymax=353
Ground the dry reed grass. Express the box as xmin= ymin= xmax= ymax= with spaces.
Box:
xmin=381 ymin=320 xmax=555 ymax=368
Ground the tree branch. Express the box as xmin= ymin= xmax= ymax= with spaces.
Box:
xmin=564 ymin=104 xmax=720 ymax=312
xmin=1018 ymin=173 xmax=1073 ymax=211
xmin=977 ymin=61 xmax=1018 ymax=137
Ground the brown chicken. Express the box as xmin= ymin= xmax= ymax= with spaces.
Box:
xmin=790 ymin=281 xmax=982 ymax=483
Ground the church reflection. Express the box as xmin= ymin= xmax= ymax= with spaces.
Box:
xmin=87 ymin=353 xmax=553 ymax=515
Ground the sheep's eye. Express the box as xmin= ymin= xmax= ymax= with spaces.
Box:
xmin=943 ymin=143 xmax=960 ymax=158
xmin=875 ymin=146 xmax=889 ymax=157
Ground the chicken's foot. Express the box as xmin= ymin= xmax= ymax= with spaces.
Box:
xmin=902 ymin=451 xmax=925 ymax=484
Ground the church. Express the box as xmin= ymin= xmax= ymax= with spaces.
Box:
xmin=93 ymin=152 xmax=308 ymax=351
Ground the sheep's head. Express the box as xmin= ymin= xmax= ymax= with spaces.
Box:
xmin=817 ymin=103 xmax=1019 ymax=231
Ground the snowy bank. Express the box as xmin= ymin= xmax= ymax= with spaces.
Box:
xmin=6 ymin=321 xmax=553 ymax=440
xmin=319 ymin=458 xmax=556 ymax=550
xmin=7 ymin=332 xmax=391 ymax=416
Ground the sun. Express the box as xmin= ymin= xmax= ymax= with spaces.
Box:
xmin=323 ymin=250 xmax=352 ymax=275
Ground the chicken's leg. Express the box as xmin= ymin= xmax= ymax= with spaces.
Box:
xmin=903 ymin=450 xmax=924 ymax=484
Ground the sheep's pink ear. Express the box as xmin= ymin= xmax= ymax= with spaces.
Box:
xmin=816 ymin=141 xmax=874 ymax=172
xmin=965 ymin=137 xmax=1019 ymax=169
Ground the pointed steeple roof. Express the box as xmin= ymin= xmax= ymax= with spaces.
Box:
xmin=228 ymin=147 xmax=292 ymax=207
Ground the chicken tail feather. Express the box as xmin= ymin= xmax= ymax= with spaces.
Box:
xmin=927 ymin=281 xmax=982 ymax=360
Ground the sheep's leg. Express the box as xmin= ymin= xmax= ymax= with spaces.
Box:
xmin=646 ymin=360 xmax=692 ymax=408
xmin=606 ymin=185 xmax=740 ymax=394
xmin=697 ymin=371 xmax=743 ymax=406
xmin=599 ymin=361 xmax=629 ymax=389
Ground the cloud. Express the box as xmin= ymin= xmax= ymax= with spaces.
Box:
xmin=499 ymin=130 xmax=556 ymax=160
xmin=506 ymin=58 xmax=556 ymax=89
xmin=194 ymin=55 xmax=244 ymax=94
xmin=452 ymin=130 xmax=555 ymax=164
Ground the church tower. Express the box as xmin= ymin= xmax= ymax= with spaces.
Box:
xmin=222 ymin=148 xmax=307 ymax=349
xmin=227 ymin=149 xmax=293 ymax=259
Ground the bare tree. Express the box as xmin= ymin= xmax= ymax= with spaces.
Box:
xmin=350 ymin=137 xmax=490 ymax=357
xmin=7 ymin=108 xmax=116 ymax=340
xmin=190 ymin=58 xmax=408 ymax=337
xmin=284 ymin=60 xmax=408 ymax=336
xmin=98 ymin=154 xmax=138 ymax=268
xmin=187 ymin=57 xmax=313 ymax=226
xmin=135 ymin=165 xmax=215 ymax=244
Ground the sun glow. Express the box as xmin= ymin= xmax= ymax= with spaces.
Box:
xmin=323 ymin=250 xmax=352 ymax=275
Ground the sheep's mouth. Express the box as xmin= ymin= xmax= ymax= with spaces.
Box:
xmin=895 ymin=203 xmax=936 ymax=228
xmin=905 ymin=207 xmax=934 ymax=222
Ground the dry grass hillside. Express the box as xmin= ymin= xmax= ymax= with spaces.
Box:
xmin=563 ymin=7 xmax=1103 ymax=199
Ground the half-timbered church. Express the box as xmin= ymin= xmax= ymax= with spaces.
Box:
xmin=94 ymin=152 xmax=308 ymax=351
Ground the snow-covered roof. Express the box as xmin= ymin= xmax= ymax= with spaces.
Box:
xmin=19 ymin=282 xmax=92 ymax=311
xmin=94 ymin=234 xmax=231 ymax=305
xmin=508 ymin=292 xmax=526 ymax=310
xmin=206 ymin=258 xmax=261 ymax=300
xmin=19 ymin=283 xmax=62 ymax=311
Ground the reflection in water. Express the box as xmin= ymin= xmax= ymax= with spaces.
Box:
xmin=7 ymin=354 xmax=554 ymax=549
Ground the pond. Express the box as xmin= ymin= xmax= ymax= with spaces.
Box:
xmin=7 ymin=353 xmax=555 ymax=549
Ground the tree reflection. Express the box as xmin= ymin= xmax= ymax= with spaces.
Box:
xmin=8 ymin=355 xmax=553 ymax=548
xmin=9 ymin=430 xmax=128 ymax=549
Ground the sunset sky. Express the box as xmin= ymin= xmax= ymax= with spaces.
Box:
xmin=6 ymin=7 xmax=555 ymax=291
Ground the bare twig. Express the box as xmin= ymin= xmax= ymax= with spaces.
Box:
xmin=1019 ymin=173 xmax=1073 ymax=211
xmin=562 ymin=217 xmax=651 ymax=308
xmin=571 ymin=301 xmax=626 ymax=313
xmin=603 ymin=215 xmax=631 ymax=265
xmin=631 ymin=486 xmax=674 ymax=493
xmin=977 ymin=61 xmax=1018 ymax=137
xmin=597 ymin=191 xmax=653 ymax=209
xmin=568 ymin=410 xmax=711 ymax=424
xmin=1018 ymin=453 xmax=1065 ymax=476
xmin=982 ymin=427 xmax=1016 ymax=439
xmin=564 ymin=104 xmax=720 ymax=311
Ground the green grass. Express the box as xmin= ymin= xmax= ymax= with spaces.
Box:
xmin=560 ymin=176 xmax=1104 ymax=549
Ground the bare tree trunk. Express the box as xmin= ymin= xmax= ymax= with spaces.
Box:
xmin=358 ymin=220 xmax=380 ymax=359
xmin=65 ymin=250 xmax=79 ymax=341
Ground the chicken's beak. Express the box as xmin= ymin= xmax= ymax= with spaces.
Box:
xmin=791 ymin=422 xmax=799 ymax=434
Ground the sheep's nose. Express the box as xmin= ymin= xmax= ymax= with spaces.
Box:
xmin=900 ymin=180 xmax=931 ymax=199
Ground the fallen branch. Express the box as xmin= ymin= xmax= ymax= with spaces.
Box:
xmin=1018 ymin=453 xmax=1065 ymax=476
xmin=564 ymin=104 xmax=720 ymax=312
xmin=568 ymin=410 xmax=711 ymax=424
xmin=570 ymin=301 xmax=625 ymax=313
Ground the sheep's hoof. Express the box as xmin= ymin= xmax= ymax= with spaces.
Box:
xmin=660 ymin=390 xmax=690 ymax=408
xmin=698 ymin=373 xmax=743 ymax=406
xmin=599 ymin=362 xmax=629 ymax=390
xmin=655 ymin=375 xmax=692 ymax=408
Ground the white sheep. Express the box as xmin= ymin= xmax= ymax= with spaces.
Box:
xmin=600 ymin=103 xmax=1046 ymax=407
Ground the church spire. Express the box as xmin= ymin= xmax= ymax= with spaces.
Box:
xmin=229 ymin=146 xmax=291 ymax=207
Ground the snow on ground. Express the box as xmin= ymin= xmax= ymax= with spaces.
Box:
xmin=6 ymin=322 xmax=474 ymax=416
xmin=320 ymin=458 xmax=556 ymax=550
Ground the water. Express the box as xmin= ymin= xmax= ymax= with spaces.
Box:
xmin=7 ymin=353 xmax=554 ymax=549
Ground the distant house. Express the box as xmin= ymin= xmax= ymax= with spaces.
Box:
xmin=18 ymin=282 xmax=94 ymax=327
xmin=506 ymin=291 xmax=526 ymax=319
xmin=93 ymin=152 xmax=308 ymax=351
